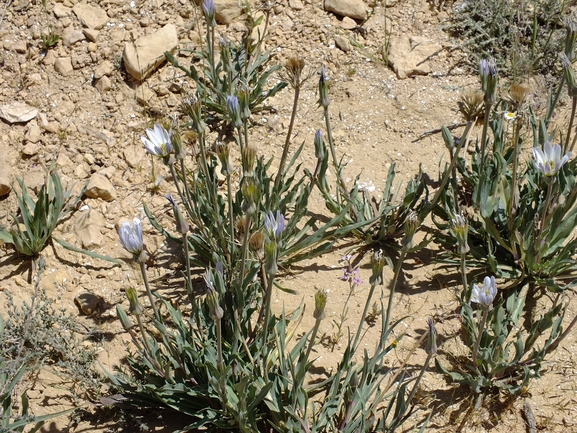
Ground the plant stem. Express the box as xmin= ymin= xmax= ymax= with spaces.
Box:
xmin=381 ymin=244 xmax=409 ymax=345
xmin=299 ymin=315 xmax=322 ymax=382
xmin=472 ymin=307 xmax=489 ymax=367
xmin=262 ymin=272 xmax=275 ymax=381
xmin=566 ymin=96 xmax=576 ymax=155
xmin=480 ymin=102 xmax=492 ymax=173
xmin=460 ymin=252 xmax=469 ymax=300
xmin=539 ymin=179 xmax=554 ymax=236
xmin=182 ymin=231 xmax=194 ymax=305
xmin=239 ymin=213 xmax=252 ymax=282
xmin=323 ymin=106 xmax=358 ymax=220
xmin=226 ymin=174 xmax=235 ymax=267
xmin=274 ymin=85 xmax=300 ymax=190
xmin=216 ymin=317 xmax=223 ymax=373
xmin=140 ymin=261 xmax=161 ymax=322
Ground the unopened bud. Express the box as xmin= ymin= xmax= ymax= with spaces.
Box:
xmin=126 ymin=287 xmax=143 ymax=316
xmin=242 ymin=145 xmax=258 ymax=178
xmin=402 ymin=211 xmax=420 ymax=249
xmin=314 ymin=129 xmax=326 ymax=160
xmin=318 ymin=67 xmax=330 ymax=108
xmin=369 ymin=250 xmax=385 ymax=286
xmin=313 ymin=289 xmax=327 ymax=320
xmin=166 ymin=194 xmax=190 ymax=235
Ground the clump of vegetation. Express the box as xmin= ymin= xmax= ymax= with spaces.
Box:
xmin=444 ymin=0 xmax=567 ymax=78
xmin=1 ymin=259 xmax=102 ymax=431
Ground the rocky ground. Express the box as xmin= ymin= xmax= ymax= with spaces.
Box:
xmin=1 ymin=0 xmax=577 ymax=431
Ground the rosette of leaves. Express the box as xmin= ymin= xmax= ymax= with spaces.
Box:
xmin=436 ymin=285 xmax=565 ymax=397
xmin=434 ymin=105 xmax=577 ymax=292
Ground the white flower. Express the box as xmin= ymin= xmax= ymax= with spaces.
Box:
xmin=118 ymin=218 xmax=143 ymax=256
xmin=533 ymin=141 xmax=570 ymax=177
xmin=503 ymin=112 xmax=516 ymax=121
xmin=471 ymin=276 xmax=497 ymax=307
xmin=141 ymin=124 xmax=173 ymax=157
xmin=264 ymin=210 xmax=285 ymax=242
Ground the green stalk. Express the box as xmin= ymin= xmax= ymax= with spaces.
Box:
xmin=565 ymin=96 xmax=576 ymax=155
xmin=182 ymin=231 xmax=194 ymax=305
xmin=274 ymin=85 xmax=300 ymax=191
xmin=216 ymin=317 xmax=223 ymax=373
xmin=382 ymin=244 xmax=409 ymax=344
xmin=539 ymin=178 xmax=554 ymax=236
xmin=323 ymin=106 xmax=358 ymax=220
xmin=226 ymin=174 xmax=235 ymax=267
xmin=351 ymin=283 xmax=376 ymax=353
xmin=262 ymin=272 xmax=275 ymax=381
xmin=479 ymin=101 xmax=493 ymax=172
xmin=472 ymin=307 xmax=489 ymax=367
xmin=460 ymin=253 xmax=469 ymax=300
xmin=239 ymin=213 xmax=252 ymax=282
xmin=140 ymin=261 xmax=161 ymax=322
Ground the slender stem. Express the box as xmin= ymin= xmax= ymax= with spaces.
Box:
xmin=274 ymin=85 xmax=301 ymax=190
xmin=565 ymin=97 xmax=576 ymax=155
xmin=182 ymin=231 xmax=194 ymax=305
xmin=226 ymin=175 xmax=235 ymax=267
xmin=539 ymin=179 xmax=553 ymax=236
xmin=508 ymin=119 xmax=522 ymax=246
xmin=300 ymin=315 xmax=322 ymax=382
xmin=169 ymin=163 xmax=185 ymax=204
xmin=351 ymin=284 xmax=376 ymax=354
xmin=216 ymin=317 xmax=223 ymax=373
xmin=472 ymin=308 xmax=489 ymax=367
xmin=140 ymin=261 xmax=161 ymax=322
xmin=236 ymin=125 xmax=245 ymax=155
xmin=239 ymin=213 xmax=252 ymax=282
xmin=136 ymin=313 xmax=153 ymax=355
xmin=426 ymin=122 xmax=472 ymax=215
xmin=180 ymin=158 xmax=194 ymax=208
xmin=382 ymin=245 xmax=409 ymax=345
xmin=262 ymin=272 xmax=275 ymax=381
xmin=460 ymin=252 xmax=468 ymax=300
xmin=323 ymin=105 xmax=358 ymax=220
xmin=480 ymin=102 xmax=493 ymax=172
xmin=405 ymin=351 xmax=433 ymax=410
xmin=546 ymin=75 xmax=565 ymax=127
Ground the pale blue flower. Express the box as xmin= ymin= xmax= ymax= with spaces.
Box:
xmin=471 ymin=276 xmax=497 ymax=307
xmin=118 ymin=218 xmax=143 ymax=256
xmin=264 ymin=210 xmax=285 ymax=242
xmin=533 ymin=141 xmax=571 ymax=177
xmin=142 ymin=124 xmax=173 ymax=157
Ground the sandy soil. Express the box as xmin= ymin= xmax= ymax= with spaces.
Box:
xmin=1 ymin=0 xmax=576 ymax=431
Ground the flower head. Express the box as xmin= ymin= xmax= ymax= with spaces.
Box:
xmin=118 ymin=218 xmax=144 ymax=257
xmin=314 ymin=129 xmax=326 ymax=160
xmin=479 ymin=59 xmax=497 ymax=105
xmin=142 ymin=124 xmax=173 ymax=158
xmin=165 ymin=194 xmax=190 ymax=235
xmin=451 ymin=212 xmax=470 ymax=254
xmin=226 ymin=95 xmax=242 ymax=128
xmin=369 ymin=249 xmax=385 ymax=286
xmin=313 ymin=289 xmax=328 ymax=320
xmin=265 ymin=210 xmax=285 ymax=242
xmin=471 ymin=276 xmax=498 ymax=307
xmin=533 ymin=141 xmax=571 ymax=177
xmin=426 ymin=318 xmax=437 ymax=356
xmin=202 ymin=0 xmax=216 ymax=27
xmin=503 ymin=112 xmax=516 ymax=122
xmin=318 ymin=67 xmax=330 ymax=108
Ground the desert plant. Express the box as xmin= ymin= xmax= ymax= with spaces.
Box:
xmin=107 ymin=1 xmax=435 ymax=430
xmin=445 ymin=0 xmax=566 ymax=78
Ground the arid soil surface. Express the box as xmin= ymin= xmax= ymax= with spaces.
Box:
xmin=1 ymin=0 xmax=577 ymax=431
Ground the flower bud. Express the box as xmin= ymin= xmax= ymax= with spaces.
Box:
xmin=249 ymin=231 xmax=265 ymax=259
xmin=242 ymin=145 xmax=258 ymax=178
xmin=215 ymin=142 xmax=233 ymax=177
xmin=426 ymin=318 xmax=437 ymax=356
xmin=206 ymin=288 xmax=224 ymax=320
xmin=314 ymin=129 xmax=326 ymax=160
xmin=479 ymin=59 xmax=497 ymax=105
xmin=264 ymin=240 xmax=278 ymax=276
xmin=402 ymin=211 xmax=420 ymax=249
xmin=238 ymin=85 xmax=252 ymax=121
xmin=369 ymin=249 xmax=385 ymax=286
xmin=182 ymin=97 xmax=206 ymax=135
xmin=227 ymin=95 xmax=242 ymax=128
xmin=318 ymin=67 xmax=330 ymax=108
xmin=126 ymin=287 xmax=143 ymax=316
xmin=165 ymin=194 xmax=190 ymax=235
xmin=451 ymin=213 xmax=470 ymax=254
xmin=264 ymin=210 xmax=285 ymax=243
xmin=313 ymin=289 xmax=327 ymax=320
xmin=202 ymin=0 xmax=216 ymax=28
xmin=564 ymin=17 xmax=577 ymax=62
xmin=241 ymin=177 xmax=259 ymax=215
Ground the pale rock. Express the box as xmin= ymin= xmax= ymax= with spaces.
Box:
xmin=73 ymin=3 xmax=108 ymax=30
xmin=21 ymin=142 xmax=39 ymax=156
xmin=0 ymin=160 xmax=12 ymax=196
xmin=54 ymin=57 xmax=73 ymax=75
xmin=123 ymin=145 xmax=144 ymax=168
xmin=87 ymin=42 xmax=97 ymax=52
xmin=13 ymin=40 xmax=27 ymax=53
xmin=0 ymin=102 xmax=38 ymax=123
xmin=388 ymin=35 xmax=441 ymax=79
xmin=95 ymin=76 xmax=111 ymax=92
xmin=85 ymin=173 xmax=117 ymax=201
xmin=122 ymin=23 xmax=178 ymax=81
xmin=62 ymin=27 xmax=85 ymax=47
xmin=25 ymin=123 xmax=42 ymax=143
xmin=43 ymin=49 xmax=57 ymax=66
xmin=74 ymin=288 xmax=104 ymax=315
xmin=340 ymin=16 xmax=357 ymax=29
xmin=83 ymin=28 xmax=100 ymax=42
xmin=41 ymin=268 xmax=70 ymax=291
xmin=324 ymin=0 xmax=366 ymax=20
xmin=334 ymin=34 xmax=351 ymax=52
xmin=289 ymin=0 xmax=304 ymax=10
xmin=53 ymin=3 xmax=72 ymax=18
xmin=56 ymin=152 xmax=74 ymax=174
xmin=94 ymin=60 xmax=114 ymax=79
xmin=135 ymin=85 xmax=155 ymax=104
xmin=215 ymin=0 xmax=245 ymax=25
xmin=25 ymin=73 xmax=42 ymax=86
xmin=74 ymin=208 xmax=105 ymax=249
